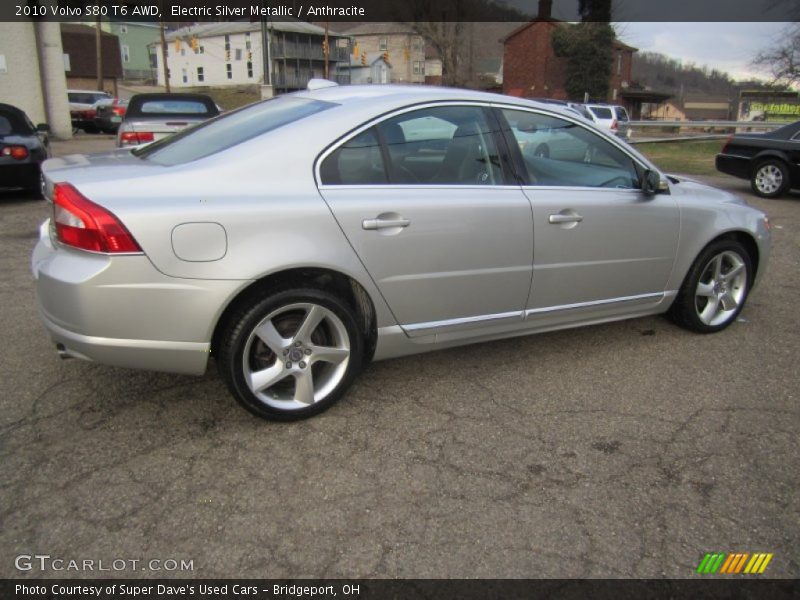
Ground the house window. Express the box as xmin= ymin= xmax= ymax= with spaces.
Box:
xmin=197 ymin=67 xmax=204 ymax=82
xmin=379 ymin=37 xmax=388 ymax=51
xmin=224 ymin=35 xmax=231 ymax=52
xmin=182 ymin=68 xmax=188 ymax=84
xmin=226 ymin=63 xmax=232 ymax=79
xmin=247 ymin=62 xmax=253 ymax=78
xmin=199 ymin=46 xmax=205 ymax=54
xmin=413 ymin=61 xmax=425 ymax=75
xmin=245 ymin=33 xmax=251 ymax=50
xmin=181 ymin=48 xmax=186 ymax=56
xmin=120 ymin=25 xmax=127 ymax=34
xmin=235 ymin=49 xmax=242 ymax=61
xmin=121 ymin=45 xmax=130 ymax=63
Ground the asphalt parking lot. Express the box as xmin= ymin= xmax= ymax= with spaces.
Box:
xmin=1 ymin=135 xmax=798 ymax=579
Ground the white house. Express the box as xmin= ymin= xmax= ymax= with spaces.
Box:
xmin=340 ymin=53 xmax=393 ymax=85
xmin=153 ymin=21 xmax=350 ymax=93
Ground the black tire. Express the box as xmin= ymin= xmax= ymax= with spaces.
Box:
xmin=751 ymin=159 xmax=789 ymax=198
xmin=217 ymin=288 xmax=363 ymax=421
xmin=669 ymin=239 xmax=752 ymax=333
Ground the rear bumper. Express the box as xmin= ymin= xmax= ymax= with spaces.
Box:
xmin=32 ymin=220 xmax=247 ymax=376
xmin=715 ymin=153 xmax=751 ymax=180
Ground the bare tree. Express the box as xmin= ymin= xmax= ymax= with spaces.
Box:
xmin=753 ymin=24 xmax=800 ymax=88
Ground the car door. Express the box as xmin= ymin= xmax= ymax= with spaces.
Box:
xmin=497 ymin=107 xmax=680 ymax=324
xmin=316 ymin=104 xmax=534 ymax=337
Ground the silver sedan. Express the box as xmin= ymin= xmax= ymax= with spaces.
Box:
xmin=32 ymin=83 xmax=771 ymax=420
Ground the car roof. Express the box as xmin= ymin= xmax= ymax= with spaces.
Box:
xmin=294 ymin=84 xmax=581 ymax=119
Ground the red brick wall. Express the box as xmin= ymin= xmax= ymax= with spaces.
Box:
xmin=503 ymin=22 xmax=567 ymax=99
xmin=503 ymin=22 xmax=635 ymax=103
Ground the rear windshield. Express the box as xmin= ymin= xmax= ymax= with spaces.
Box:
xmin=126 ymin=95 xmax=219 ymax=119
xmin=68 ymin=92 xmax=110 ymax=105
xmin=589 ymin=106 xmax=613 ymax=119
xmin=134 ymin=96 xmax=335 ymax=166
xmin=0 ymin=108 xmax=33 ymax=135
xmin=614 ymin=107 xmax=629 ymax=121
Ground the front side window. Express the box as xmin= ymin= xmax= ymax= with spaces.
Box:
xmin=501 ymin=109 xmax=639 ymax=189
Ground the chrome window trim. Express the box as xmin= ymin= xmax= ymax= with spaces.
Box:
xmin=317 ymin=184 xmax=524 ymax=192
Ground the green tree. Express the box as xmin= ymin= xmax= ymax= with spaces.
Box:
xmin=551 ymin=22 xmax=616 ymax=101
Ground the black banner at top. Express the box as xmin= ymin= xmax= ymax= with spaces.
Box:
xmin=2 ymin=0 xmax=800 ymax=22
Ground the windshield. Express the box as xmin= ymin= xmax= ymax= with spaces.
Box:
xmin=134 ymin=96 xmax=336 ymax=166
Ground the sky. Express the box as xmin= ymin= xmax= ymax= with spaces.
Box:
xmin=615 ymin=22 xmax=790 ymax=82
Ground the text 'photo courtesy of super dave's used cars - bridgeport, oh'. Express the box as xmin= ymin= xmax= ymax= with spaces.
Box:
xmin=31 ymin=81 xmax=771 ymax=420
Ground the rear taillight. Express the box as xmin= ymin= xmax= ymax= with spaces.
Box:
xmin=120 ymin=131 xmax=154 ymax=145
xmin=112 ymin=106 xmax=126 ymax=116
xmin=1 ymin=145 xmax=29 ymax=160
xmin=53 ymin=183 xmax=142 ymax=254
xmin=721 ymin=134 xmax=734 ymax=154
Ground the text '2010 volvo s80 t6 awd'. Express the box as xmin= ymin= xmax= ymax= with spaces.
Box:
xmin=32 ymin=81 xmax=771 ymax=420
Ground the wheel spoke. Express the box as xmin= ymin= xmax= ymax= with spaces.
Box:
xmin=254 ymin=319 xmax=288 ymax=355
xmin=722 ymin=262 xmax=744 ymax=281
xmin=699 ymin=296 xmax=720 ymax=324
xmin=720 ymin=292 xmax=738 ymax=311
xmin=293 ymin=370 xmax=315 ymax=405
xmin=249 ymin=362 xmax=289 ymax=393
xmin=696 ymin=281 xmax=715 ymax=297
xmin=293 ymin=305 xmax=325 ymax=343
xmin=712 ymin=255 xmax=723 ymax=280
xmin=310 ymin=345 xmax=349 ymax=366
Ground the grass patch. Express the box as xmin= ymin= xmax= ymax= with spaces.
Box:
xmin=180 ymin=85 xmax=262 ymax=110
xmin=635 ymin=140 xmax=725 ymax=176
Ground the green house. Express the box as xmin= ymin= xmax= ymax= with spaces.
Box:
xmin=101 ymin=21 xmax=160 ymax=81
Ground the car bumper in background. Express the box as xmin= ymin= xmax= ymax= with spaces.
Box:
xmin=0 ymin=162 xmax=39 ymax=189
xmin=715 ymin=153 xmax=751 ymax=180
xmin=31 ymin=220 xmax=248 ymax=376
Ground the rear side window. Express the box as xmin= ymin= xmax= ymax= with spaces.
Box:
xmin=135 ymin=96 xmax=334 ymax=166
xmin=320 ymin=129 xmax=387 ymax=185
xmin=589 ymin=106 xmax=613 ymax=119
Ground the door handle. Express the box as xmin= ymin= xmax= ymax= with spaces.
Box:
xmin=362 ymin=217 xmax=410 ymax=230
xmin=548 ymin=213 xmax=583 ymax=224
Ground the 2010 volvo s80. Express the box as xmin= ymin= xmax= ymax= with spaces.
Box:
xmin=32 ymin=82 xmax=771 ymax=420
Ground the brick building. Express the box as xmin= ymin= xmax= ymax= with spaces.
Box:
xmin=501 ymin=1 xmax=636 ymax=104
xmin=61 ymin=24 xmax=123 ymax=96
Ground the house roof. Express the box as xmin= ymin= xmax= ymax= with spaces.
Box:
xmin=162 ymin=20 xmax=346 ymax=42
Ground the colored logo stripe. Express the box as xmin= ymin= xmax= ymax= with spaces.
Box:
xmin=697 ymin=552 xmax=773 ymax=574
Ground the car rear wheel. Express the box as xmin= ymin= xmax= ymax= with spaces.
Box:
xmin=751 ymin=159 xmax=789 ymax=198
xmin=669 ymin=239 xmax=752 ymax=333
xmin=218 ymin=288 xmax=363 ymax=421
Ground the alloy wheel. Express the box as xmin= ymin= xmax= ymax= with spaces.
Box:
xmin=694 ymin=251 xmax=747 ymax=327
xmin=242 ymin=302 xmax=351 ymax=410
xmin=754 ymin=164 xmax=784 ymax=195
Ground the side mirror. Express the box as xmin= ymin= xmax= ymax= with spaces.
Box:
xmin=641 ymin=169 xmax=662 ymax=195
xmin=37 ymin=123 xmax=51 ymax=133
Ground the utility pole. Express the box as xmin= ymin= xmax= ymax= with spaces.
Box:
xmin=324 ymin=20 xmax=330 ymax=79
xmin=159 ymin=17 xmax=170 ymax=93
xmin=95 ymin=16 xmax=103 ymax=92
xmin=260 ymin=0 xmax=273 ymax=99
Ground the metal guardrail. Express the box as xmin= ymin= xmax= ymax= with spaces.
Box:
xmin=630 ymin=120 xmax=784 ymax=129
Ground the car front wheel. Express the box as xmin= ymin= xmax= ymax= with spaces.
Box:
xmin=669 ymin=239 xmax=752 ymax=333
xmin=218 ymin=288 xmax=363 ymax=420
xmin=751 ymin=159 xmax=789 ymax=198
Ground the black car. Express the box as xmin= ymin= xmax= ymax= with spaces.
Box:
xmin=716 ymin=120 xmax=800 ymax=198
xmin=0 ymin=103 xmax=50 ymax=197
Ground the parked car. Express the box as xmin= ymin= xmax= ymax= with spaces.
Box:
xmin=0 ymin=103 xmax=50 ymax=196
xmin=117 ymin=93 xmax=219 ymax=147
xmin=93 ymin=98 xmax=128 ymax=134
xmin=585 ymin=103 xmax=632 ymax=140
xmin=67 ymin=89 xmax=112 ymax=133
xmin=33 ymin=83 xmax=770 ymax=421
xmin=715 ymin=120 xmax=800 ymax=198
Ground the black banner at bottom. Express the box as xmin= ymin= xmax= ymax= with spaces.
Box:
xmin=1 ymin=579 xmax=798 ymax=600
